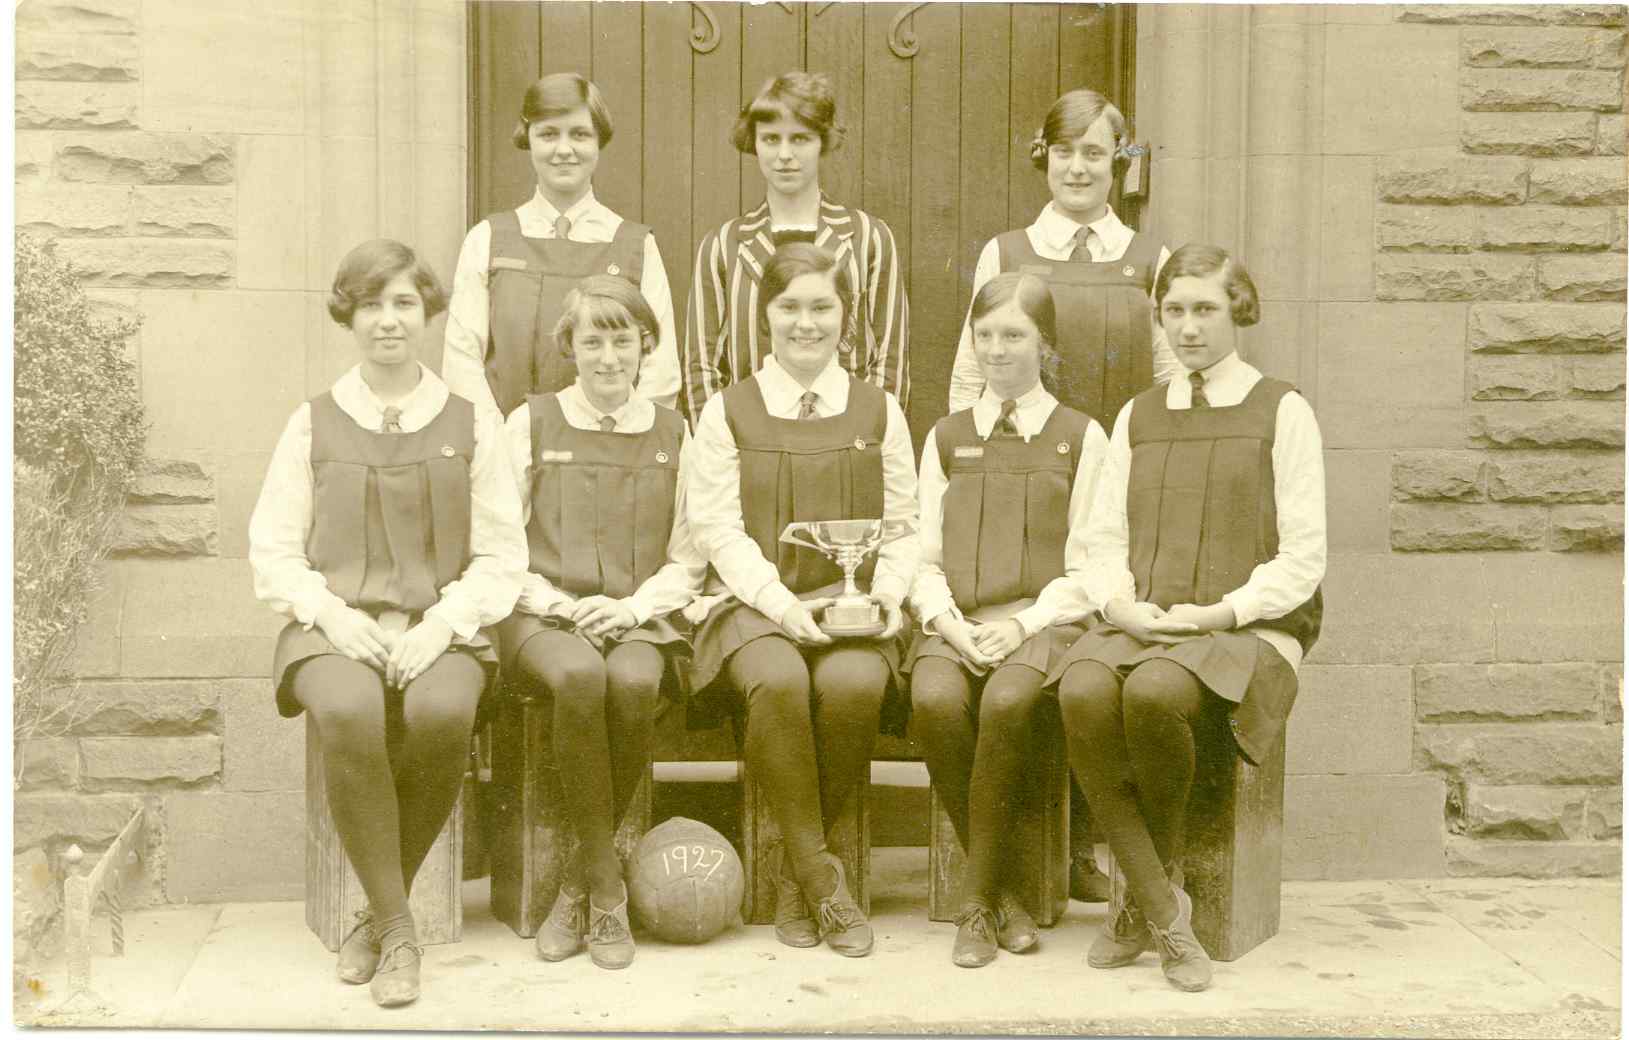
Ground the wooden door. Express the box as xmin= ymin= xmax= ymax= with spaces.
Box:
xmin=469 ymin=2 xmax=1136 ymax=441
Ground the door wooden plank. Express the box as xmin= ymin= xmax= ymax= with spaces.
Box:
xmin=590 ymin=4 xmax=645 ymax=221
xmin=956 ymin=4 xmax=1012 ymax=327
xmin=904 ymin=2 xmax=960 ymax=442
xmin=806 ymin=1 xmax=866 ymax=210
xmin=690 ymin=0 xmax=742 ymax=275
xmin=1008 ymin=4 xmax=1060 ymax=230
xmin=738 ymin=4 xmax=805 ymax=212
xmin=1060 ymin=1 xmax=1117 ymax=97
xmin=862 ymin=4 xmax=913 ymax=271
xmin=540 ymin=2 xmax=592 ymax=79
xmin=642 ymin=2 xmax=695 ymax=328
xmin=474 ymin=2 xmax=542 ymax=226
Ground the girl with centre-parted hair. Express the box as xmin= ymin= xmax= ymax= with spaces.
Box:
xmin=1045 ymin=244 xmax=1326 ymax=993
xmin=682 ymin=70 xmax=909 ymax=424
xmin=685 ymin=242 xmax=920 ymax=959
xmin=250 ymin=240 xmax=527 ymax=1008
xmin=442 ymin=72 xmax=682 ymax=417
xmin=497 ymin=275 xmax=705 ymax=971
xmin=907 ymin=273 xmax=1110 ymax=969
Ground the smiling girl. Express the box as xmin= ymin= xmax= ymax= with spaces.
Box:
xmin=442 ymin=73 xmax=681 ymax=416
xmin=497 ymin=275 xmax=704 ymax=970
xmin=682 ymin=71 xmax=909 ymax=422
xmin=250 ymin=240 xmax=527 ymax=1007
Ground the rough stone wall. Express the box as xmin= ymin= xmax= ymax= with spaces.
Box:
xmin=1378 ymin=5 xmax=1626 ymax=876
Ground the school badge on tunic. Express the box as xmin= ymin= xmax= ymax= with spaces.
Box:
xmin=655 ymin=450 xmax=669 ymax=464
xmin=607 ymin=263 xmax=621 ymax=276
xmin=441 ymin=446 xmax=456 ymax=457
xmin=854 ymin=438 xmax=867 ymax=451
xmin=1123 ymin=265 xmax=1136 ymax=277
xmin=1057 ymin=442 xmax=1070 ymax=455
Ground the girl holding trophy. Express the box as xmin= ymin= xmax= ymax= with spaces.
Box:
xmin=685 ymin=242 xmax=920 ymax=958
xmin=908 ymin=273 xmax=1109 ymax=968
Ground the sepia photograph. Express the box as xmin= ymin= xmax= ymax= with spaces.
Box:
xmin=10 ymin=0 xmax=1625 ymax=1034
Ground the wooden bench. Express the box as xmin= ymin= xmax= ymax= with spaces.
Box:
xmin=739 ymin=764 xmax=870 ymax=924
xmin=927 ymin=702 xmax=1069 ymax=926
xmin=305 ymin=716 xmax=464 ymax=950
xmin=487 ymin=694 xmax=652 ymax=938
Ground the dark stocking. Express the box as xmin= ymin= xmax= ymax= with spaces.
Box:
xmin=965 ymin=663 xmax=1047 ymax=904
xmin=909 ymin=658 xmax=977 ymax=853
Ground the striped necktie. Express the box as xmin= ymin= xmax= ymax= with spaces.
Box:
xmin=797 ymin=391 xmax=820 ymax=420
xmin=598 ymin=414 xmax=616 ymax=433
xmin=1068 ymin=227 xmax=1092 ymax=261
xmin=380 ymin=405 xmax=403 ymax=433
xmin=992 ymin=399 xmax=1021 ymax=438
xmin=553 ymin=214 xmax=571 ymax=240
xmin=1189 ymin=370 xmax=1210 ymax=409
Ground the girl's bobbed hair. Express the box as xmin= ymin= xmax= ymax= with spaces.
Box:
xmin=553 ymin=275 xmax=660 ymax=360
xmin=969 ymin=272 xmax=1062 ymax=390
xmin=731 ymin=70 xmax=846 ymax=155
xmin=1029 ymin=88 xmax=1132 ymax=178
xmin=757 ymin=242 xmax=856 ymax=352
xmin=513 ymin=72 xmax=614 ymax=150
xmin=1153 ymin=243 xmax=1262 ymax=328
xmin=326 ymin=239 xmax=447 ymax=327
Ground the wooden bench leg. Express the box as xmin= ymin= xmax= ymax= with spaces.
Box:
xmin=928 ymin=703 xmax=1069 ymax=925
xmin=488 ymin=695 xmax=653 ymax=937
xmin=304 ymin=715 xmax=464 ymax=950
xmin=739 ymin=762 xmax=870 ymax=926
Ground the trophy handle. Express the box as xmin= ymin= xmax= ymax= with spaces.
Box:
xmin=778 ymin=525 xmax=831 ymax=554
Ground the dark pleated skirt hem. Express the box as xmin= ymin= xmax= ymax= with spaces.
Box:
xmin=271 ymin=619 xmax=500 ymax=723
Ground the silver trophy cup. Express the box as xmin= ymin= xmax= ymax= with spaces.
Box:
xmin=779 ymin=519 xmax=906 ymax=638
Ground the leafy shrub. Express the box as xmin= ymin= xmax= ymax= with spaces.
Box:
xmin=13 ymin=234 xmax=147 ymax=741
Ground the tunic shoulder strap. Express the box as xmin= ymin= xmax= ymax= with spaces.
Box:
xmin=610 ymin=219 xmax=649 ymax=282
xmin=995 ymin=228 xmax=1039 ymax=271
xmin=846 ymin=377 xmax=889 ymax=439
xmin=485 ymin=209 xmax=526 ymax=261
xmin=307 ymin=391 xmax=345 ymax=461
xmin=934 ymin=408 xmax=980 ymax=474
xmin=528 ymin=392 xmax=566 ymax=462
xmin=721 ymin=376 xmax=771 ymax=443
xmin=1120 ymin=231 xmax=1164 ymax=290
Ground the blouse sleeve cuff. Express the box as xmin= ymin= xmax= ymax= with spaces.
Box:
xmin=869 ymin=577 xmax=905 ymax=613
xmin=424 ymin=601 xmax=479 ymax=641
xmin=292 ymin=588 xmax=345 ymax=630
xmin=755 ymin=584 xmax=799 ymax=628
xmin=1221 ymin=589 xmax=1259 ymax=629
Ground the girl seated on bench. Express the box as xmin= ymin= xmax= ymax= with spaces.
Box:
xmin=1047 ymin=244 xmax=1326 ymax=992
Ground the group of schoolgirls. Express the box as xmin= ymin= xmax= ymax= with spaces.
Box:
xmin=248 ymin=68 xmax=1326 ymax=1008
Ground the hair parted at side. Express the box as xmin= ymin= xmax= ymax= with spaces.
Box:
xmin=757 ymin=242 xmax=856 ymax=348
xmin=553 ymin=275 xmax=660 ymax=360
xmin=1029 ymin=88 xmax=1131 ymax=176
xmin=326 ymin=239 xmax=448 ymax=327
xmin=1153 ymin=244 xmax=1262 ymax=327
xmin=512 ymin=72 xmax=614 ymax=150
xmin=731 ymin=70 xmax=846 ymax=155
xmin=970 ymin=272 xmax=1062 ymax=387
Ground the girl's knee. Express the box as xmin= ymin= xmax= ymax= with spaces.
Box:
xmin=1121 ymin=660 xmax=1203 ymax=722
xmin=979 ymin=673 xmax=1045 ymax=730
xmin=604 ymin=644 xmax=663 ymax=704
xmin=813 ymin=652 xmax=888 ymax=714
xmin=909 ymin=662 xmax=971 ymax=722
xmin=732 ymin=638 xmax=811 ymax=704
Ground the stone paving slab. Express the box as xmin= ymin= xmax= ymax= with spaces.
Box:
xmin=16 ymin=848 xmax=1623 ymax=1036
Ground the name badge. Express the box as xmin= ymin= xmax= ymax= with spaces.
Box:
xmin=540 ymin=449 xmax=573 ymax=463
xmin=954 ymin=446 xmax=984 ymax=459
xmin=490 ymin=257 xmax=528 ymax=272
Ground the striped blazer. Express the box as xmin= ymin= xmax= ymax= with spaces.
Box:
xmin=681 ymin=195 xmax=909 ymax=423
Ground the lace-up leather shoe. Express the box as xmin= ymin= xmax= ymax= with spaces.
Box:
xmin=370 ymin=940 xmax=422 ymax=1007
xmin=1147 ymin=884 xmax=1213 ymax=992
xmin=535 ymin=883 xmax=587 ymax=962
xmin=994 ymin=889 xmax=1039 ymax=953
xmin=811 ymin=853 xmax=873 ymax=958
xmin=587 ymin=886 xmax=636 ymax=970
xmin=773 ymin=845 xmax=819 ymax=948
xmin=336 ymin=908 xmax=381 ymax=984
xmin=1088 ymin=865 xmax=1149 ymax=968
xmin=952 ymin=902 xmax=999 ymax=967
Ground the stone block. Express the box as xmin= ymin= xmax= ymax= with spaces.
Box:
xmin=141 ymin=0 xmax=304 ymax=135
xmin=1484 ymin=552 xmax=1624 ymax=660
xmin=1322 ymin=24 xmax=1461 ymax=155
xmin=1529 ymin=157 xmax=1629 ymax=204
xmin=1598 ymin=114 xmax=1627 ymax=154
xmin=1569 ymin=355 xmax=1628 ymax=397
xmin=1601 ymin=663 xmax=1624 ymax=722
xmin=1415 ymin=662 xmax=1603 ymax=721
xmin=80 ymin=735 xmax=221 ymax=786
xmin=1616 ymin=207 xmax=1627 ymax=250
xmin=1461 ymin=112 xmax=1598 ymax=156
xmin=1376 ymin=152 xmax=1528 ymax=204
xmin=1445 ymin=837 xmax=1620 ymax=877
xmin=1325 ymin=451 xmax=1391 ymax=552
xmin=236 ymin=135 xmax=306 ymax=290
xmin=15 ymin=132 xmax=54 ymax=180
xmin=15 ymin=848 xmax=60 ymax=955
xmin=1462 ymin=68 xmax=1625 ymax=111
xmin=1546 ymin=503 xmax=1626 ymax=550
xmin=139 ymin=290 xmax=308 ymax=456
xmin=15 ymin=183 xmax=131 ymax=236
xmin=17 ymin=738 xmax=79 ymax=791
xmin=1400 ymin=5 xmax=1626 ymax=26
xmin=1320 ymin=155 xmax=1375 ymax=301
xmin=1316 ymin=303 xmax=1468 ymax=449
xmin=110 ymin=503 xmax=218 ymax=557
xmin=1462 ymin=784 xmax=1589 ymax=839
xmin=1285 ymin=666 xmax=1413 ymax=775
xmin=1469 ymin=301 xmax=1627 ymax=352
xmin=65 ymin=562 xmax=123 ymax=679
xmin=57 ymin=132 xmax=234 ymax=185
xmin=70 ymin=680 xmax=221 ymax=735
xmin=1312 ymin=553 xmax=1495 ymax=665
xmin=14 ymin=793 xmax=140 ymax=850
xmin=1539 ymin=254 xmax=1628 ymax=301
xmin=221 ymin=678 xmax=303 ymax=792
xmin=1375 ymin=205 xmax=1475 ymax=252
xmin=213 ymin=451 xmax=271 ymax=558
xmin=1462 ymin=27 xmax=1621 ymax=68
xmin=15 ymin=82 xmax=138 ymax=129
xmin=1470 ymin=402 xmax=1625 ymax=448
xmin=16 ymin=31 xmax=139 ymax=80
xmin=130 ymin=458 xmax=214 ymax=504
xmin=1471 ymin=355 xmax=1567 ymax=400
xmin=164 ymin=791 xmax=303 ymax=901
xmin=1392 ymin=450 xmax=1487 ymax=501
xmin=131 ymin=187 xmax=235 ymax=238
xmin=1375 ymin=253 xmax=1535 ymax=301
xmin=1486 ymin=452 xmax=1624 ymax=502
xmin=1479 ymin=205 xmax=1616 ymax=251
xmin=53 ymin=239 xmax=234 ymax=288
xmin=117 ymin=558 xmax=283 ymax=678
xmin=1416 ymin=722 xmax=1621 ymax=784
xmin=1283 ymin=774 xmax=1447 ymax=880
xmin=1390 ymin=502 xmax=1547 ymax=551
xmin=1587 ymin=787 xmax=1622 ymax=838
xmin=16 ymin=0 xmax=139 ymax=33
